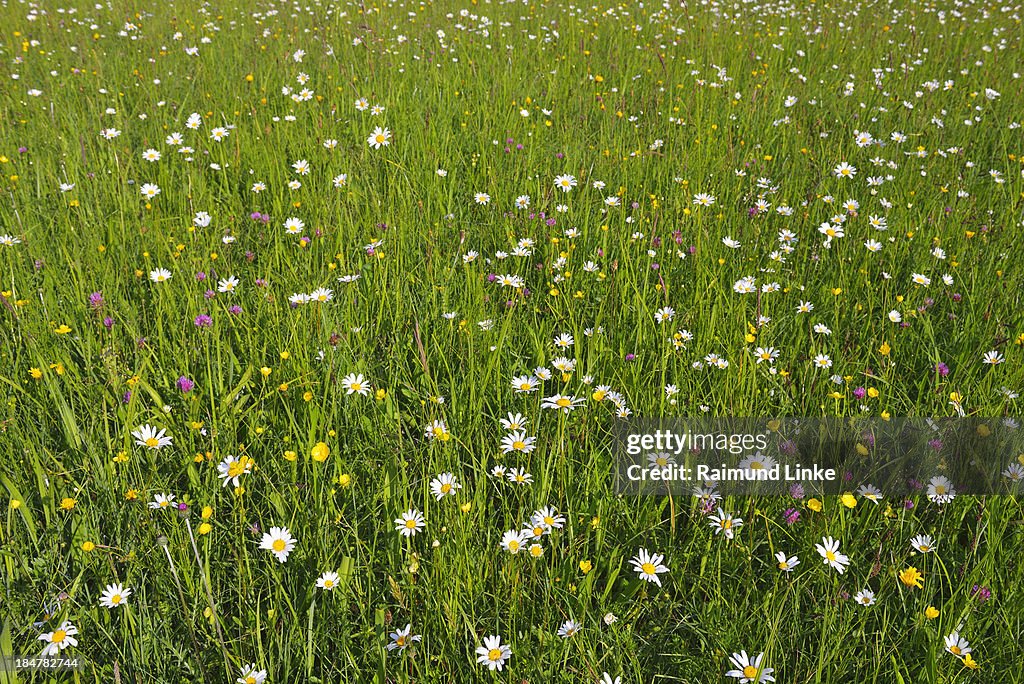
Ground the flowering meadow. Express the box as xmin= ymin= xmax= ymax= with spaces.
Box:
xmin=2 ymin=0 xmax=1024 ymax=681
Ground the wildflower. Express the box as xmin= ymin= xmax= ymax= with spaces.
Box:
xmin=316 ymin=571 xmax=340 ymax=590
xmin=982 ymin=350 xmax=1005 ymax=365
xmin=475 ymin=635 xmax=511 ymax=671
xmin=395 ymin=509 xmax=426 ymax=537
xmin=367 ymin=127 xmax=391 ymax=148
xmin=217 ymin=454 xmax=253 ymax=488
xmin=725 ymin=650 xmax=775 ymax=682
xmin=500 ymin=430 xmax=536 ymax=454
xmin=507 ymin=467 xmax=533 ymax=485
xmin=853 ymin=589 xmax=876 ymax=607
xmin=944 ymin=632 xmax=972 ymax=657
xmin=217 ymin=276 xmax=239 ymax=293
xmin=259 ymin=526 xmax=297 ymax=563
xmin=149 ymin=268 xmax=172 ymax=283
xmin=38 ymin=621 xmax=79 ymax=656
xmin=927 ymin=475 xmax=956 ymax=504
xmin=148 ymin=493 xmax=176 ymax=510
xmin=833 ymin=162 xmax=857 ymax=178
xmin=910 ymin=534 xmax=937 ymax=553
xmin=532 ymin=506 xmax=565 ymax=531
xmin=341 ymin=373 xmax=370 ymax=395
xmin=429 ymin=472 xmax=461 ymax=500
xmin=236 ymin=664 xmax=267 ymax=684
xmin=708 ymin=508 xmax=743 ymax=539
xmin=511 ymin=375 xmax=540 ymax=393
xmin=815 ymin=536 xmax=849 ymax=574
xmin=541 ymin=394 xmax=584 ymax=412
xmin=386 ymin=624 xmax=421 ymax=652
xmin=629 ymin=548 xmax=669 ymax=586
xmin=99 ymin=583 xmax=131 ymax=609
xmin=553 ymin=174 xmax=577 ymax=192
xmin=775 ymin=552 xmax=799 ymax=572
xmin=899 ymin=566 xmax=924 ymax=589
xmin=557 ymin=619 xmax=581 ymax=638
xmin=501 ymin=529 xmax=528 ymax=553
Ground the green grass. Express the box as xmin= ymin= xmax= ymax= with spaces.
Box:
xmin=0 ymin=0 xmax=1023 ymax=681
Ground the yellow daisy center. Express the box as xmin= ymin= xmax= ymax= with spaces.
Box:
xmin=950 ymin=645 xmax=961 ymax=655
xmin=145 ymin=437 xmax=160 ymax=447
xmin=405 ymin=519 xmax=418 ymax=529
xmin=488 ymin=648 xmax=502 ymax=661
xmin=641 ymin=562 xmax=656 ymax=575
xmin=826 ymin=551 xmax=836 ymax=561
xmin=556 ymin=397 xmax=571 ymax=407
xmin=272 ymin=539 xmax=286 ymax=552
xmin=111 ymin=594 xmax=122 ymax=604
xmin=51 ymin=630 xmax=66 ymax=643
xmin=513 ymin=440 xmax=525 ymax=450
xmin=743 ymin=665 xmax=758 ymax=678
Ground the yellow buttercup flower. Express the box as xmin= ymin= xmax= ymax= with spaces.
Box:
xmin=311 ymin=442 xmax=330 ymax=462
